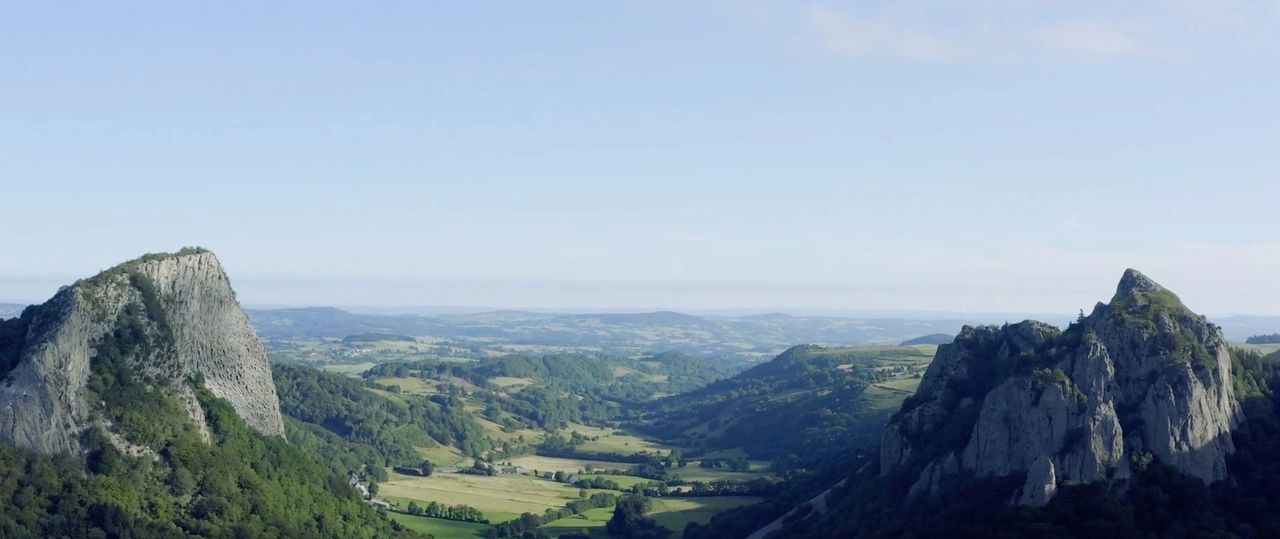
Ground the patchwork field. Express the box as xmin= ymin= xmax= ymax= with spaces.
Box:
xmin=559 ymin=423 xmax=673 ymax=456
xmin=489 ymin=376 xmax=535 ymax=390
xmin=675 ymin=466 xmax=770 ymax=483
xmin=861 ymin=384 xmax=916 ymax=413
xmin=416 ymin=444 xmax=470 ymax=468
xmin=380 ymin=470 xmax=592 ymax=524
xmin=578 ymin=473 xmax=655 ymax=488
xmin=539 ymin=496 xmax=762 ymax=538
xmin=374 ymin=376 xmax=438 ymax=395
xmin=319 ymin=361 xmax=379 ymax=377
xmin=387 ymin=512 xmax=488 ymax=539
xmin=874 ymin=375 xmax=924 ymax=393
xmin=509 ymin=454 xmax=638 ymax=475
xmin=648 ymin=496 xmax=762 ymax=533
xmin=541 ymin=506 xmax=614 ymax=536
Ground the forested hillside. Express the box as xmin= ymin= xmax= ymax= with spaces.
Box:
xmin=0 ymin=250 xmax=414 ymax=538
xmin=0 ymin=383 xmax=413 ymax=538
xmin=636 ymin=345 xmax=933 ymax=469
xmin=274 ymin=363 xmax=495 ymax=471
xmin=358 ymin=351 xmax=728 ymax=432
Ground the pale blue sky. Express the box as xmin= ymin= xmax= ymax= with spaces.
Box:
xmin=3 ymin=1 xmax=1279 ymax=314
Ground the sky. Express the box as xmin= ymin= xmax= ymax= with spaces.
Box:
xmin=2 ymin=1 xmax=1279 ymax=315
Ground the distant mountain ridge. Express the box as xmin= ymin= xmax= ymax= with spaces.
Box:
xmin=249 ymin=307 xmax=993 ymax=364
xmin=0 ymin=303 xmax=25 ymax=319
xmin=899 ymin=333 xmax=954 ymax=346
xmin=247 ymin=306 xmax=1280 ymax=367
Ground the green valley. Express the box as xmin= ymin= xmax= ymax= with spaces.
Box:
xmin=268 ymin=328 xmax=939 ymax=538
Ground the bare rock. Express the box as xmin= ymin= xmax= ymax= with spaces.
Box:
xmin=880 ymin=269 xmax=1240 ymax=506
xmin=0 ymin=249 xmax=284 ymax=455
xmin=1018 ymin=456 xmax=1057 ymax=507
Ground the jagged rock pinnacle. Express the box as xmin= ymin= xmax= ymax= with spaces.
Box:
xmin=880 ymin=268 xmax=1239 ymax=506
xmin=1115 ymin=268 xmax=1163 ymax=296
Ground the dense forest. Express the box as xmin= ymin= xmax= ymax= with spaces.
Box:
xmin=1246 ymin=333 xmax=1280 ymax=344
xmin=274 ymin=363 xmax=495 ymax=467
xmin=0 ymin=379 xmax=414 ymax=538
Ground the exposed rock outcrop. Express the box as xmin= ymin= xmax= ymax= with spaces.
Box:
xmin=880 ymin=269 xmax=1240 ymax=505
xmin=1018 ymin=456 xmax=1057 ymax=507
xmin=0 ymin=249 xmax=285 ymax=455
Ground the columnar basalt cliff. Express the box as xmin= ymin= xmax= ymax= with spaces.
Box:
xmin=880 ymin=269 xmax=1239 ymax=506
xmin=0 ymin=249 xmax=285 ymax=454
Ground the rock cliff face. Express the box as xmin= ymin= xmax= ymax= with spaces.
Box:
xmin=880 ymin=270 xmax=1239 ymax=506
xmin=0 ymin=249 xmax=285 ymax=454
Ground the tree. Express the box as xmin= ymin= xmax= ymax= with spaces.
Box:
xmin=365 ymin=463 xmax=388 ymax=482
xmin=420 ymin=459 xmax=434 ymax=477
xmin=606 ymin=495 xmax=671 ymax=538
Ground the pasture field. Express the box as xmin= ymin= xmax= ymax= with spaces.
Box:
xmin=1234 ymin=342 xmax=1280 ymax=356
xmin=380 ymin=470 xmax=589 ymax=524
xmin=540 ymin=497 xmax=762 ymax=538
xmin=374 ymin=376 xmax=438 ymax=395
xmin=874 ymin=375 xmax=923 ymax=393
xmin=560 ymin=423 xmax=673 ymax=456
xmin=675 ymin=466 xmax=770 ymax=483
xmin=578 ymin=473 xmax=655 ymax=488
xmin=386 ymin=512 xmax=488 ymax=539
xmin=489 ymin=376 xmax=535 ymax=389
xmin=319 ymin=361 xmax=379 ymax=376
xmin=648 ymin=496 xmax=762 ymax=533
xmin=541 ymin=506 xmax=613 ymax=535
xmin=417 ymin=444 xmax=470 ymax=468
xmin=861 ymin=384 xmax=918 ymax=414
xmin=509 ymin=454 xmax=637 ymax=475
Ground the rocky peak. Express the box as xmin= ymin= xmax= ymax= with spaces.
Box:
xmin=1108 ymin=268 xmax=1189 ymax=317
xmin=880 ymin=269 xmax=1239 ymax=506
xmin=1115 ymin=268 xmax=1164 ymax=298
xmin=0 ymin=248 xmax=285 ymax=455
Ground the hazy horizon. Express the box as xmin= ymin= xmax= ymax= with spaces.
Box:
xmin=6 ymin=259 xmax=1280 ymax=317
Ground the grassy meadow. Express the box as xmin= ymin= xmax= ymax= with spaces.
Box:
xmin=380 ymin=470 xmax=595 ymax=524
xmin=387 ymin=512 xmax=489 ymax=539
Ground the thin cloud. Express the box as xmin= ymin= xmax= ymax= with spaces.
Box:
xmin=807 ymin=6 xmax=964 ymax=62
xmin=1031 ymin=21 xmax=1164 ymax=61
